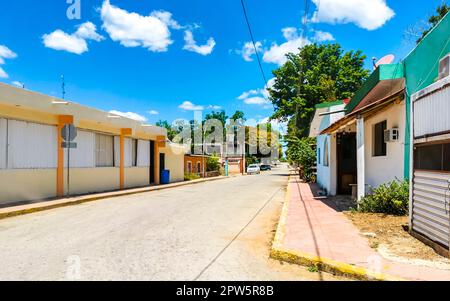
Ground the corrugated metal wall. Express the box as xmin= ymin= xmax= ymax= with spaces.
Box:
xmin=414 ymin=86 xmax=450 ymax=138
xmin=7 ymin=119 xmax=57 ymax=169
xmin=412 ymin=170 xmax=450 ymax=248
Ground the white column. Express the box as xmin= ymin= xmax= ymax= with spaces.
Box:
xmin=356 ymin=116 xmax=366 ymax=205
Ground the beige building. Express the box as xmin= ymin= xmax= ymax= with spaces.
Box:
xmin=0 ymin=83 xmax=184 ymax=205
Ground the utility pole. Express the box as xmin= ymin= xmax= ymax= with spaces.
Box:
xmin=61 ymin=75 xmax=66 ymax=100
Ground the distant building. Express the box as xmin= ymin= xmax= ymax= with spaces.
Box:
xmin=0 ymin=83 xmax=184 ymax=205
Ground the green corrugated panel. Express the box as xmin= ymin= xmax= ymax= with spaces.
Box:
xmin=403 ymin=12 xmax=450 ymax=179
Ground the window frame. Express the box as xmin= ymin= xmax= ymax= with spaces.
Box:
xmin=373 ymin=120 xmax=387 ymax=157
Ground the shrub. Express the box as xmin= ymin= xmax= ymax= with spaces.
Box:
xmin=206 ymin=155 xmax=221 ymax=172
xmin=184 ymin=173 xmax=200 ymax=181
xmin=286 ymin=137 xmax=316 ymax=182
xmin=358 ymin=180 xmax=409 ymax=215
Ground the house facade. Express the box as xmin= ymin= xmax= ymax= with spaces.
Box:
xmin=0 ymin=82 xmax=184 ymax=205
xmin=311 ymin=11 xmax=450 ymax=201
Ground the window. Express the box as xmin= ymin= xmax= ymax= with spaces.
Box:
xmin=197 ymin=162 xmax=202 ymax=174
xmin=7 ymin=119 xmax=57 ymax=169
xmin=323 ymin=138 xmax=329 ymax=167
xmin=137 ymin=140 xmax=150 ymax=167
xmin=317 ymin=148 xmax=321 ymax=165
xmin=95 ymin=133 xmax=114 ymax=167
xmin=414 ymin=143 xmax=450 ymax=172
xmin=187 ymin=161 xmax=192 ymax=174
xmin=373 ymin=121 xmax=387 ymax=157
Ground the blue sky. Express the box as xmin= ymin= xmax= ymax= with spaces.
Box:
xmin=0 ymin=0 xmax=444 ymax=131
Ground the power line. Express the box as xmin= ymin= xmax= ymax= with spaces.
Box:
xmin=240 ymin=0 xmax=269 ymax=89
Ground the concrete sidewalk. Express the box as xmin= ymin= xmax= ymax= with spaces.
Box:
xmin=271 ymin=175 xmax=450 ymax=281
xmin=0 ymin=176 xmax=228 ymax=220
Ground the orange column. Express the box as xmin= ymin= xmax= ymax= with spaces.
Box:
xmin=120 ymin=128 xmax=132 ymax=189
xmin=154 ymin=135 xmax=166 ymax=185
xmin=57 ymin=115 xmax=74 ymax=197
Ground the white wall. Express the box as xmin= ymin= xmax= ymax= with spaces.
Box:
xmin=316 ymin=134 xmax=331 ymax=194
xmin=364 ymin=102 xmax=405 ymax=189
xmin=316 ymin=103 xmax=345 ymax=195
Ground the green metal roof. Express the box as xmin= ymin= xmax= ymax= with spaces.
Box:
xmin=345 ymin=63 xmax=405 ymax=113
xmin=315 ymin=100 xmax=344 ymax=109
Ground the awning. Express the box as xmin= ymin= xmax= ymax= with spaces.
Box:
xmin=319 ymin=64 xmax=405 ymax=135
xmin=320 ymin=89 xmax=405 ymax=134
xmin=345 ymin=64 xmax=405 ymax=113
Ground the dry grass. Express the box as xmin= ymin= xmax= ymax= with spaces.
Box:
xmin=345 ymin=212 xmax=450 ymax=268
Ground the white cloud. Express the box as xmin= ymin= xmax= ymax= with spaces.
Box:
xmin=75 ymin=22 xmax=105 ymax=42
xmin=263 ymin=28 xmax=310 ymax=65
xmin=313 ymin=30 xmax=335 ymax=42
xmin=109 ymin=110 xmax=147 ymax=122
xmin=183 ymin=30 xmax=215 ymax=55
xmin=0 ymin=67 xmax=8 ymax=78
xmin=178 ymin=101 xmax=204 ymax=111
xmin=42 ymin=22 xmax=104 ymax=54
xmin=148 ymin=110 xmax=159 ymax=115
xmin=311 ymin=0 xmax=395 ymax=31
xmin=100 ymin=0 xmax=176 ymax=52
xmin=207 ymin=105 xmax=222 ymax=110
xmin=238 ymin=78 xmax=276 ymax=107
xmin=0 ymin=45 xmax=17 ymax=78
xmin=12 ymin=81 xmax=24 ymax=88
xmin=239 ymin=41 xmax=262 ymax=62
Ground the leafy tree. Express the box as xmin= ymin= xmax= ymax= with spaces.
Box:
xmin=205 ymin=110 xmax=228 ymax=126
xmin=268 ymin=43 xmax=369 ymax=138
xmin=230 ymin=110 xmax=246 ymax=123
xmin=417 ymin=3 xmax=449 ymax=44
xmin=156 ymin=120 xmax=179 ymax=141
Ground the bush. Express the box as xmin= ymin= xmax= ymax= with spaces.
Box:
xmin=286 ymin=137 xmax=316 ymax=182
xmin=184 ymin=173 xmax=200 ymax=181
xmin=206 ymin=155 xmax=221 ymax=172
xmin=358 ymin=180 xmax=409 ymax=215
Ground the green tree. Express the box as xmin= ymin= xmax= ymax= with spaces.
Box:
xmin=417 ymin=3 xmax=449 ymax=44
xmin=156 ymin=120 xmax=179 ymax=141
xmin=269 ymin=43 xmax=369 ymax=138
xmin=230 ymin=110 xmax=246 ymax=123
xmin=205 ymin=110 xmax=228 ymax=126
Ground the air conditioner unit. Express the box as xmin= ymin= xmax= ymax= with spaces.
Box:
xmin=384 ymin=128 xmax=399 ymax=142
xmin=438 ymin=54 xmax=450 ymax=80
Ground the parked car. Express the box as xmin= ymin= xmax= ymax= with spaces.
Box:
xmin=260 ymin=164 xmax=272 ymax=171
xmin=247 ymin=164 xmax=261 ymax=175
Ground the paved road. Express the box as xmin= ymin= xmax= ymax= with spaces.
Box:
xmin=0 ymin=165 xmax=339 ymax=280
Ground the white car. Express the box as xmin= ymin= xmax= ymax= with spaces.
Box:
xmin=247 ymin=164 xmax=261 ymax=175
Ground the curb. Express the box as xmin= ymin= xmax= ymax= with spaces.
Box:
xmin=0 ymin=176 xmax=229 ymax=220
xmin=269 ymin=175 xmax=405 ymax=281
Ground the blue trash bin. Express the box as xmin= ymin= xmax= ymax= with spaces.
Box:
xmin=160 ymin=170 xmax=170 ymax=185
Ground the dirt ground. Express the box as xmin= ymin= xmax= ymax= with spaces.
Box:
xmin=344 ymin=212 xmax=450 ymax=269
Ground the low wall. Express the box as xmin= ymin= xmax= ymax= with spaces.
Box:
xmin=0 ymin=169 xmax=57 ymax=204
xmin=64 ymin=167 xmax=120 ymax=195
xmin=125 ymin=167 xmax=150 ymax=188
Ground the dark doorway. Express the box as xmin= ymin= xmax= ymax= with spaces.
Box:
xmin=337 ymin=132 xmax=357 ymax=195
xmin=159 ymin=153 xmax=166 ymax=174
xmin=150 ymin=141 xmax=155 ymax=184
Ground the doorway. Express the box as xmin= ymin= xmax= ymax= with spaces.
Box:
xmin=337 ymin=132 xmax=357 ymax=195
xmin=159 ymin=153 xmax=166 ymax=175
xmin=150 ymin=141 xmax=155 ymax=184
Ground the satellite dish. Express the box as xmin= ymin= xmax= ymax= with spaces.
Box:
xmin=373 ymin=54 xmax=395 ymax=69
